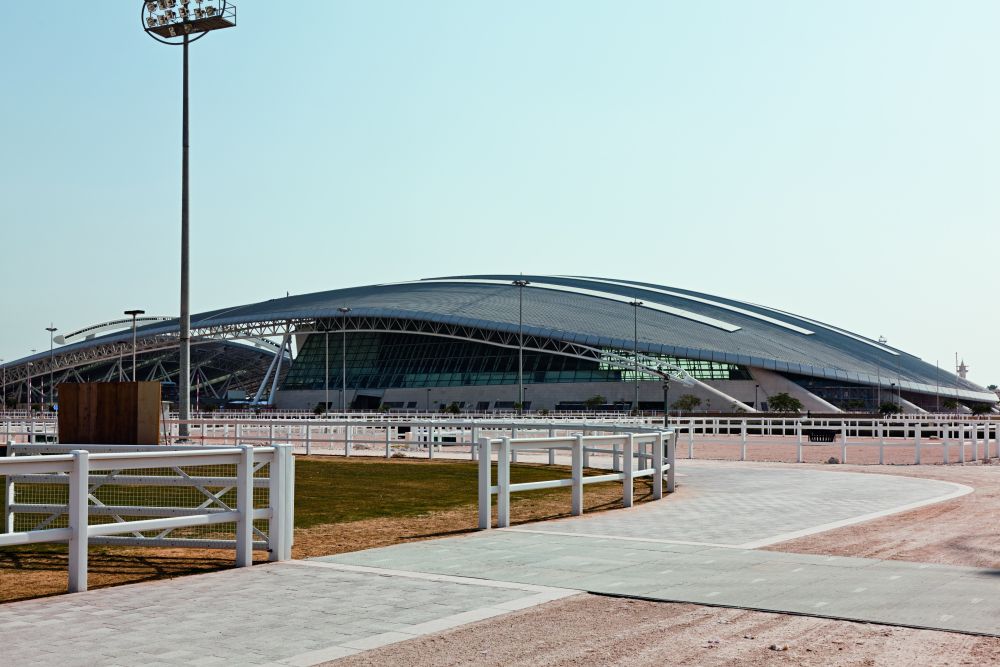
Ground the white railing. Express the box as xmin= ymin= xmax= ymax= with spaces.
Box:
xmin=665 ymin=417 xmax=1000 ymax=464
xmin=0 ymin=444 xmax=294 ymax=593
xmin=477 ymin=430 xmax=676 ymax=529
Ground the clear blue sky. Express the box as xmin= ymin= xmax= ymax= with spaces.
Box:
xmin=1 ymin=2 xmax=997 ymax=386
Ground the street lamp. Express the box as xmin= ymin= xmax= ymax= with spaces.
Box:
xmin=426 ymin=388 xmax=432 ymax=413
xmin=754 ymin=384 xmax=760 ymax=411
xmin=338 ymin=307 xmax=351 ymax=412
xmin=124 ymin=309 xmax=146 ymax=382
xmin=659 ymin=369 xmax=670 ymax=427
xmin=628 ymin=300 xmax=642 ymax=414
xmin=324 ymin=322 xmax=330 ymax=414
xmin=46 ymin=325 xmax=57 ymax=408
xmin=512 ymin=279 xmax=530 ymax=415
xmin=142 ymin=1 xmax=236 ymax=433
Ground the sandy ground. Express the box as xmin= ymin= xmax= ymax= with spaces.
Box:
xmin=328 ymin=594 xmax=1000 ymax=667
xmin=759 ymin=460 xmax=1000 ymax=568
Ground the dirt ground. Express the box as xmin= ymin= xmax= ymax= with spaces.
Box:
xmin=329 ymin=594 xmax=1000 ymax=667
xmin=760 ymin=459 xmax=1000 ymax=568
xmin=680 ymin=438 xmax=991 ymax=465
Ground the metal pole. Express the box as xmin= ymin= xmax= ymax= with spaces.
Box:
xmin=338 ymin=307 xmax=351 ymax=413
xmin=754 ymin=384 xmax=759 ymax=411
xmin=629 ymin=301 xmax=641 ymax=413
xmin=518 ymin=284 xmax=524 ymax=414
xmin=324 ymin=327 xmax=329 ymax=413
xmin=131 ymin=317 xmax=138 ymax=381
xmin=178 ymin=33 xmax=191 ymax=437
xmin=46 ymin=326 xmax=58 ymax=407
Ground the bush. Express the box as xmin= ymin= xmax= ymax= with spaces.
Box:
xmin=767 ymin=393 xmax=803 ymax=413
xmin=879 ymin=401 xmax=902 ymax=415
xmin=671 ymin=394 xmax=702 ymax=412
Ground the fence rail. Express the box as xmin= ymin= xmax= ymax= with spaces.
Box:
xmin=477 ymin=429 xmax=676 ymax=529
xmin=0 ymin=444 xmax=294 ymax=593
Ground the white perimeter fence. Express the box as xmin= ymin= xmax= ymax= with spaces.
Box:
xmin=477 ymin=430 xmax=676 ymax=529
xmin=4 ymin=414 xmax=1000 ymax=464
xmin=5 ymin=413 xmax=1000 ymax=465
xmin=0 ymin=444 xmax=294 ymax=593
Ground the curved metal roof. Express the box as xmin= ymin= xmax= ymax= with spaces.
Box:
xmin=3 ymin=274 xmax=994 ymax=403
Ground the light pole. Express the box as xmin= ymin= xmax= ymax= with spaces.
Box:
xmin=142 ymin=1 xmax=236 ymax=433
xmin=754 ymin=384 xmax=759 ymax=411
xmin=46 ymin=326 xmax=57 ymax=408
xmin=1 ymin=359 xmax=5 ymax=411
xmin=124 ymin=309 xmax=146 ymax=382
xmin=338 ymin=307 xmax=351 ymax=412
xmin=324 ymin=323 xmax=330 ymax=414
xmin=660 ymin=371 xmax=670 ymax=427
xmin=512 ymin=279 xmax=530 ymax=415
xmin=628 ymin=300 xmax=642 ymax=414
xmin=426 ymin=388 xmax=431 ymax=412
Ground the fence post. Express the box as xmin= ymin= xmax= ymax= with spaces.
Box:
xmin=478 ymin=437 xmax=493 ymax=529
xmin=548 ymin=427 xmax=556 ymax=465
xmin=497 ymin=437 xmax=511 ymax=528
xmin=796 ymin=421 xmax=803 ymax=463
xmin=236 ymin=422 xmax=242 ymax=447
xmin=571 ymin=434 xmax=584 ymax=516
xmin=914 ymin=425 xmax=922 ymax=464
xmin=960 ymin=425 xmax=966 ymax=464
xmin=268 ymin=444 xmax=290 ymax=562
xmin=688 ymin=427 xmax=694 ymax=459
xmin=613 ymin=441 xmax=621 ymax=472
xmin=740 ymin=420 xmax=747 ymax=461
xmin=305 ymin=424 xmax=311 ymax=456
xmin=2 ymin=443 xmax=13 ymax=534
xmin=652 ymin=433 xmax=664 ymax=499
xmin=470 ymin=426 xmax=479 ymax=461
xmin=345 ymin=424 xmax=352 ymax=457
xmin=622 ymin=435 xmax=634 ymax=508
xmin=236 ymin=445 xmax=254 ymax=568
xmin=666 ymin=431 xmax=675 ymax=493
xmin=68 ymin=449 xmax=89 ymax=593
xmin=385 ymin=426 xmax=392 ymax=459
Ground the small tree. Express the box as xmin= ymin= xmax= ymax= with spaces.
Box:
xmin=942 ymin=398 xmax=959 ymax=411
xmin=970 ymin=403 xmax=992 ymax=415
xmin=987 ymin=384 xmax=998 ymax=391
xmin=444 ymin=401 xmax=461 ymax=415
xmin=583 ymin=395 xmax=606 ymax=411
xmin=671 ymin=394 xmax=701 ymax=412
xmin=768 ymin=392 xmax=803 ymax=413
xmin=879 ymin=401 xmax=902 ymax=415
xmin=313 ymin=402 xmax=325 ymax=416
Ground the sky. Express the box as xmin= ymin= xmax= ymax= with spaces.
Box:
xmin=1 ymin=1 xmax=997 ymax=386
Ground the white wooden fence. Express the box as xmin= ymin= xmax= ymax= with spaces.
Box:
xmin=0 ymin=444 xmax=294 ymax=593
xmin=477 ymin=430 xmax=676 ymax=529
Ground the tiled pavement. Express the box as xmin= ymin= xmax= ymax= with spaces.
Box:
xmin=0 ymin=560 xmax=575 ymax=666
xmin=324 ymin=530 xmax=1000 ymax=636
xmin=512 ymin=463 xmax=970 ymax=547
xmin=1 ymin=464 xmax=992 ymax=666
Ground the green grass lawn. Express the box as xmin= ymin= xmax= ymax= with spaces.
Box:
xmin=294 ymin=458 xmax=594 ymax=528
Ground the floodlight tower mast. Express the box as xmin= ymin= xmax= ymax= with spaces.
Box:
xmin=141 ymin=1 xmax=236 ymax=435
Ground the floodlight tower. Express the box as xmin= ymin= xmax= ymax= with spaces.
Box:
xmin=512 ymin=279 xmax=530 ymax=415
xmin=141 ymin=1 xmax=236 ymax=433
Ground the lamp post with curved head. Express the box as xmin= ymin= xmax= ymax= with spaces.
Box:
xmin=142 ymin=1 xmax=236 ymax=433
xmin=628 ymin=300 xmax=642 ymax=414
xmin=124 ymin=310 xmax=146 ymax=382
xmin=338 ymin=307 xmax=351 ymax=412
xmin=46 ymin=326 xmax=57 ymax=408
xmin=512 ymin=279 xmax=530 ymax=415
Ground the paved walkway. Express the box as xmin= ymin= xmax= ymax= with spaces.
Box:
xmin=1 ymin=463 xmax=993 ymax=666
xmin=0 ymin=560 xmax=574 ymax=666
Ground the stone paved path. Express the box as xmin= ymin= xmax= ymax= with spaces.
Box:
xmin=0 ymin=560 xmax=574 ymax=666
xmin=324 ymin=530 xmax=1000 ymax=636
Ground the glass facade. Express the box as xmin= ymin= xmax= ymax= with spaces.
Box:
xmin=282 ymin=331 xmax=751 ymax=391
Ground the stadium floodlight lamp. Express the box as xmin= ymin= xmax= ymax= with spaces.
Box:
xmin=142 ymin=0 xmax=234 ymax=44
xmin=141 ymin=0 xmax=235 ymax=435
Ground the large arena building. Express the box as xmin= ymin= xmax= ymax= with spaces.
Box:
xmin=2 ymin=275 xmax=995 ymax=413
